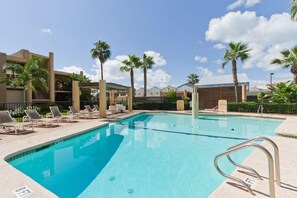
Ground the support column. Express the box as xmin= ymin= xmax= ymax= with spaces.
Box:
xmin=99 ymin=80 xmax=107 ymax=118
xmin=242 ymin=84 xmax=247 ymax=102
xmin=128 ymin=87 xmax=133 ymax=112
xmin=109 ymin=90 xmax=115 ymax=105
xmin=192 ymin=92 xmax=199 ymax=118
xmin=25 ymin=51 xmax=32 ymax=103
xmin=72 ymin=80 xmax=80 ymax=110
xmin=0 ymin=53 xmax=7 ymax=102
xmin=49 ymin=52 xmax=55 ymax=102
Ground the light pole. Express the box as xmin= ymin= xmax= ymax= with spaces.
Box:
xmin=270 ymin=72 xmax=274 ymax=86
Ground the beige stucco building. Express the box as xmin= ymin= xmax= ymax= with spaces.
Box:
xmin=0 ymin=49 xmax=70 ymax=103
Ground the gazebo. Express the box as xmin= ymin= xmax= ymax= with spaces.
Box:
xmin=72 ymin=80 xmax=132 ymax=118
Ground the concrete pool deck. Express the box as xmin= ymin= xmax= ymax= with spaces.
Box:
xmin=0 ymin=110 xmax=297 ymax=197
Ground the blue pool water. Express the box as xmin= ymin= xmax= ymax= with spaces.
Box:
xmin=9 ymin=113 xmax=281 ymax=198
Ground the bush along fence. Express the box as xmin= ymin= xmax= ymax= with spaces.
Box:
xmin=228 ymin=102 xmax=297 ymax=114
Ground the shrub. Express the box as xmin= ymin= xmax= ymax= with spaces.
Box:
xmin=228 ymin=102 xmax=297 ymax=114
xmin=133 ymin=102 xmax=190 ymax=110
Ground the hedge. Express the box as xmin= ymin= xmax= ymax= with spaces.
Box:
xmin=228 ymin=102 xmax=297 ymax=114
xmin=133 ymin=102 xmax=190 ymax=110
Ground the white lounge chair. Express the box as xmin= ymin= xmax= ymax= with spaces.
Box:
xmin=0 ymin=110 xmax=34 ymax=134
xmin=69 ymin=106 xmax=93 ymax=119
xmin=49 ymin=106 xmax=78 ymax=122
xmin=84 ymin=105 xmax=99 ymax=117
xmin=24 ymin=109 xmax=59 ymax=127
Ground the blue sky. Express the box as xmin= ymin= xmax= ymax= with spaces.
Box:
xmin=0 ymin=0 xmax=296 ymax=88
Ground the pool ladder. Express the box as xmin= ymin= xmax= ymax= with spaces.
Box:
xmin=257 ymin=105 xmax=264 ymax=116
xmin=214 ymin=137 xmax=280 ymax=198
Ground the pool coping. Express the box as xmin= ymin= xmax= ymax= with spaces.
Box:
xmin=0 ymin=110 xmax=295 ymax=198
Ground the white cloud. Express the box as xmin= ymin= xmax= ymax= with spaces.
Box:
xmin=145 ymin=69 xmax=172 ymax=88
xmin=217 ymin=68 xmax=225 ymax=74
xmin=214 ymin=59 xmax=224 ymax=65
xmin=227 ymin=0 xmax=260 ymax=10
xmin=60 ymin=51 xmax=171 ymax=89
xmin=194 ymin=56 xmax=208 ymax=63
xmin=196 ymin=66 xmax=213 ymax=77
xmin=40 ymin=28 xmax=52 ymax=34
xmin=205 ymin=11 xmax=297 ymax=71
xmin=144 ymin=51 xmax=167 ymax=66
xmin=58 ymin=66 xmax=98 ymax=82
xmin=213 ymin=43 xmax=226 ymax=50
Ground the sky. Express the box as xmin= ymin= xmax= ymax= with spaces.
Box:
xmin=0 ymin=0 xmax=296 ymax=89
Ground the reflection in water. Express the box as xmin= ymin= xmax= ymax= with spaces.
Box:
xmin=10 ymin=127 xmax=124 ymax=198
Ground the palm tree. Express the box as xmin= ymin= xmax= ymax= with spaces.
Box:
xmin=120 ymin=55 xmax=141 ymax=98
xmin=271 ymin=45 xmax=297 ymax=83
xmin=187 ymin=73 xmax=199 ymax=93
xmin=140 ymin=54 xmax=155 ymax=98
xmin=290 ymin=0 xmax=297 ymax=21
xmin=3 ymin=62 xmax=23 ymax=77
xmin=0 ymin=57 xmax=49 ymax=102
xmin=222 ymin=42 xmax=251 ymax=102
xmin=91 ymin=40 xmax=111 ymax=80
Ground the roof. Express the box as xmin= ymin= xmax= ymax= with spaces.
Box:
xmin=79 ymin=82 xmax=130 ymax=90
xmin=196 ymin=73 xmax=249 ymax=88
xmin=177 ymin=83 xmax=192 ymax=88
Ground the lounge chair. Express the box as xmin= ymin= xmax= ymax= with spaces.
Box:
xmin=69 ymin=106 xmax=93 ymax=119
xmin=84 ymin=105 xmax=99 ymax=117
xmin=24 ymin=109 xmax=59 ymax=127
xmin=49 ymin=106 xmax=78 ymax=122
xmin=93 ymin=104 xmax=99 ymax=111
xmin=0 ymin=110 xmax=34 ymax=134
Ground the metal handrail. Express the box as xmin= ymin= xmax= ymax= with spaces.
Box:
xmin=227 ymin=136 xmax=281 ymax=186
xmin=257 ymin=105 xmax=264 ymax=115
xmin=215 ymin=143 xmax=276 ymax=198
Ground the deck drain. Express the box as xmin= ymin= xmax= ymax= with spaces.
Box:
xmin=13 ymin=186 xmax=33 ymax=197
xmin=109 ymin=176 xmax=115 ymax=181
xmin=127 ymin=188 xmax=134 ymax=194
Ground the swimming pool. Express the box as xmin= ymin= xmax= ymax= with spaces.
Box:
xmin=8 ymin=113 xmax=281 ymax=197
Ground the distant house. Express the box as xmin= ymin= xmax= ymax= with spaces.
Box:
xmin=195 ymin=73 xmax=250 ymax=109
xmin=160 ymin=85 xmax=177 ymax=96
xmin=147 ymin=87 xmax=161 ymax=97
xmin=176 ymin=83 xmax=193 ymax=93
xmin=135 ymin=88 xmax=144 ymax=97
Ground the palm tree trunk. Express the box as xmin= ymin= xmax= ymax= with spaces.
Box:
xmin=130 ymin=69 xmax=134 ymax=98
xmin=100 ymin=62 xmax=104 ymax=80
xmin=192 ymin=85 xmax=195 ymax=93
xmin=144 ymin=67 xmax=147 ymax=98
xmin=232 ymin=60 xmax=239 ymax=102
xmin=291 ymin=65 xmax=297 ymax=84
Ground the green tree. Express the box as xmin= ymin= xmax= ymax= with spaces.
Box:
xmin=91 ymin=40 xmax=111 ymax=80
xmin=3 ymin=62 xmax=23 ymax=77
xmin=271 ymin=45 xmax=297 ymax=83
xmin=222 ymin=42 xmax=251 ymax=102
xmin=69 ymin=73 xmax=93 ymax=101
xmin=140 ymin=54 xmax=155 ymax=98
xmin=257 ymin=91 xmax=265 ymax=103
xmin=120 ymin=55 xmax=141 ymax=97
xmin=0 ymin=57 xmax=49 ymax=102
xmin=290 ymin=0 xmax=297 ymax=21
xmin=187 ymin=73 xmax=199 ymax=93
xmin=264 ymin=82 xmax=297 ymax=103
xmin=166 ymin=90 xmax=177 ymax=102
